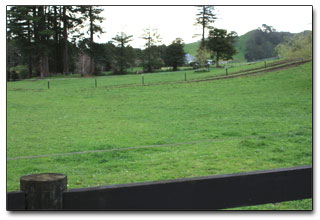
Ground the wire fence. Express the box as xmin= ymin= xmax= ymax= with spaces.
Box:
xmin=7 ymin=57 xmax=289 ymax=91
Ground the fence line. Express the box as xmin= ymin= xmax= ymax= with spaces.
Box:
xmin=7 ymin=165 xmax=312 ymax=210
xmin=8 ymin=59 xmax=305 ymax=93
xmin=7 ymin=57 xmax=283 ymax=83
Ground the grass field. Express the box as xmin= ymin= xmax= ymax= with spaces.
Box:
xmin=7 ymin=59 xmax=282 ymax=91
xmin=7 ymin=61 xmax=312 ymax=210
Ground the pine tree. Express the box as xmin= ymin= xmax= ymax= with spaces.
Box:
xmin=80 ymin=6 xmax=104 ymax=74
xmin=112 ymin=32 xmax=133 ymax=74
xmin=7 ymin=6 xmax=35 ymax=78
xmin=141 ymin=28 xmax=162 ymax=73
xmin=194 ymin=6 xmax=217 ymax=49
xmin=164 ymin=38 xmax=186 ymax=71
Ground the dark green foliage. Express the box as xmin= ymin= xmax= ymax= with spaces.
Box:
xmin=9 ymin=65 xmax=30 ymax=79
xmin=7 ymin=6 xmax=36 ymax=78
xmin=141 ymin=46 xmax=165 ymax=72
xmin=245 ymin=25 xmax=293 ymax=61
xmin=79 ymin=6 xmax=105 ymax=74
xmin=141 ymin=28 xmax=163 ymax=73
xmin=7 ymin=6 xmax=87 ymax=78
xmin=112 ymin=33 xmax=135 ymax=74
xmin=164 ymin=38 xmax=186 ymax=71
xmin=275 ymin=31 xmax=312 ymax=60
xmin=207 ymin=28 xmax=238 ymax=67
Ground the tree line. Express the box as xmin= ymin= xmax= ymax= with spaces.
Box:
xmin=244 ymin=24 xmax=293 ymax=61
xmin=7 ymin=6 xmax=105 ymax=79
xmin=7 ymin=5 xmax=239 ymax=80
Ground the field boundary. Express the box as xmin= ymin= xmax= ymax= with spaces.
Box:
xmin=7 ymin=59 xmax=310 ymax=92
xmin=96 ymin=60 xmax=309 ymax=89
xmin=7 ymin=165 xmax=312 ymax=210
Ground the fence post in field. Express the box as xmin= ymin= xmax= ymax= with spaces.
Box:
xmin=184 ymin=72 xmax=187 ymax=81
xmin=142 ymin=74 xmax=144 ymax=85
xmin=264 ymin=61 xmax=267 ymax=68
xmin=95 ymin=78 xmax=97 ymax=88
xmin=226 ymin=67 xmax=228 ymax=76
xmin=20 ymin=173 xmax=67 ymax=210
xmin=48 ymin=79 xmax=50 ymax=89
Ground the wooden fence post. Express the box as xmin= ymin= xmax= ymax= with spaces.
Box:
xmin=95 ymin=78 xmax=97 ymax=88
xmin=142 ymin=74 xmax=144 ymax=85
xmin=184 ymin=72 xmax=187 ymax=81
xmin=48 ymin=79 xmax=50 ymax=89
xmin=264 ymin=61 xmax=267 ymax=68
xmin=20 ymin=173 xmax=67 ymax=210
xmin=226 ymin=67 xmax=228 ymax=76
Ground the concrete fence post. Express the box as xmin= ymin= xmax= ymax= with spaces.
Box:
xmin=20 ymin=173 xmax=67 ymax=210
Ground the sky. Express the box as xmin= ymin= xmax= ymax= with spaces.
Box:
xmin=95 ymin=5 xmax=312 ymax=48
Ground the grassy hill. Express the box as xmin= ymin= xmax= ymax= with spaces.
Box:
xmin=183 ymin=41 xmax=200 ymax=57
xmin=184 ymin=29 xmax=289 ymax=63
xmin=183 ymin=32 xmax=253 ymax=62
xmin=232 ymin=30 xmax=255 ymax=62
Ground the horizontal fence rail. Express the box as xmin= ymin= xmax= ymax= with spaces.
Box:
xmin=7 ymin=165 xmax=312 ymax=210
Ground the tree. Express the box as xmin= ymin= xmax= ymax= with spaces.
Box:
xmin=60 ymin=6 xmax=84 ymax=74
xmin=244 ymin=25 xmax=293 ymax=61
xmin=7 ymin=6 xmax=35 ymax=78
xmin=112 ymin=32 xmax=134 ymax=74
xmin=275 ymin=31 xmax=312 ymax=60
xmin=194 ymin=6 xmax=217 ymax=49
xmin=141 ymin=28 xmax=162 ymax=72
xmin=80 ymin=6 xmax=104 ymax=74
xmin=207 ymin=28 xmax=237 ymax=67
xmin=164 ymin=38 xmax=186 ymax=71
xmin=196 ymin=47 xmax=211 ymax=69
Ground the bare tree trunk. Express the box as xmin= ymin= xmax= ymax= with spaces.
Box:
xmin=28 ymin=56 xmax=33 ymax=78
xmin=216 ymin=52 xmax=220 ymax=68
xmin=27 ymin=13 xmax=33 ymax=78
xmin=33 ymin=7 xmax=40 ymax=76
xmin=82 ymin=55 xmax=85 ymax=74
xmin=53 ymin=6 xmax=59 ymax=75
xmin=201 ymin=6 xmax=205 ymax=49
xmin=89 ymin=6 xmax=94 ymax=74
xmin=63 ymin=6 xmax=69 ymax=75
xmin=40 ymin=55 xmax=49 ymax=78
xmin=38 ymin=6 xmax=49 ymax=78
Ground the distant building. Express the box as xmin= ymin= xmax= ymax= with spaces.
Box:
xmin=185 ymin=53 xmax=196 ymax=64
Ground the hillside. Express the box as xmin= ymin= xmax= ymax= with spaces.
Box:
xmin=183 ymin=41 xmax=200 ymax=57
xmin=183 ymin=33 xmax=251 ymax=62
xmin=232 ymin=30 xmax=255 ymax=62
xmin=184 ymin=28 xmax=293 ymax=63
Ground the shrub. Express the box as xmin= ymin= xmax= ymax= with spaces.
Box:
xmin=9 ymin=65 xmax=29 ymax=80
xmin=275 ymin=31 xmax=312 ymax=60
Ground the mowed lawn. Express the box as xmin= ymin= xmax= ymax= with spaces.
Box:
xmin=7 ymin=62 xmax=312 ymax=210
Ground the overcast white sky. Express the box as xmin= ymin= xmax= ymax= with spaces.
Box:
xmin=95 ymin=5 xmax=312 ymax=48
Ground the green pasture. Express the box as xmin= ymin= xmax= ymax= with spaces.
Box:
xmin=7 ymin=61 xmax=312 ymax=210
xmin=7 ymin=59 xmax=282 ymax=91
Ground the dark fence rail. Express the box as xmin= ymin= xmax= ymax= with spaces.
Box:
xmin=7 ymin=165 xmax=312 ymax=210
